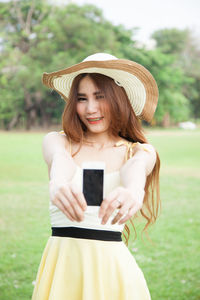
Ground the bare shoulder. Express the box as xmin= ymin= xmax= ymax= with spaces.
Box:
xmin=116 ymin=138 xmax=156 ymax=157
xmin=133 ymin=142 xmax=157 ymax=161
xmin=43 ymin=130 xmax=66 ymax=140
xmin=43 ymin=130 xmax=70 ymax=147
xmin=136 ymin=142 xmax=156 ymax=155
xmin=121 ymin=142 xmax=157 ymax=176
xmin=42 ymin=131 xmax=70 ymax=165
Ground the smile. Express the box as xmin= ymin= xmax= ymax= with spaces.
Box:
xmin=87 ymin=117 xmax=104 ymax=124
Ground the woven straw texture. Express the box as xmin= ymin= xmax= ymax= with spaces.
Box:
xmin=43 ymin=59 xmax=158 ymax=122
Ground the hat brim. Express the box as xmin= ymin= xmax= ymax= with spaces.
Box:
xmin=42 ymin=59 xmax=158 ymax=122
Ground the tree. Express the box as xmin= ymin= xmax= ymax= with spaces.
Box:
xmin=0 ymin=0 xmax=137 ymax=129
xmin=152 ymin=28 xmax=189 ymax=55
xmin=0 ymin=1 xmax=199 ymax=129
xmin=0 ymin=0 xmax=57 ymax=129
xmin=132 ymin=48 xmax=191 ymax=126
xmin=152 ymin=28 xmax=200 ymax=119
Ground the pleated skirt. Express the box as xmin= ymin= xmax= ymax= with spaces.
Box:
xmin=32 ymin=236 xmax=151 ymax=300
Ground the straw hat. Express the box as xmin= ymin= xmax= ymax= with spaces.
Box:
xmin=42 ymin=53 xmax=159 ymax=122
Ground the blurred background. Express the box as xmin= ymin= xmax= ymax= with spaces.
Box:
xmin=0 ymin=1 xmax=199 ymax=299
xmin=0 ymin=0 xmax=200 ymax=130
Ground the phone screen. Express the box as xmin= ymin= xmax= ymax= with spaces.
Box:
xmin=83 ymin=169 xmax=104 ymax=206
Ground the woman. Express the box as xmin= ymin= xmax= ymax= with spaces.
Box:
xmin=32 ymin=53 xmax=160 ymax=300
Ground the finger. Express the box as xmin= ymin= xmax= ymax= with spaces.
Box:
xmin=58 ymin=191 xmax=79 ymax=220
xmin=62 ymin=188 xmax=84 ymax=221
xmin=56 ymin=188 xmax=80 ymax=221
xmin=101 ymin=197 xmax=121 ymax=225
xmin=53 ymin=197 xmax=74 ymax=221
xmin=99 ymin=189 xmax=119 ymax=218
xmin=111 ymin=202 xmax=130 ymax=224
xmin=70 ymin=184 xmax=87 ymax=211
xmin=118 ymin=206 xmax=136 ymax=224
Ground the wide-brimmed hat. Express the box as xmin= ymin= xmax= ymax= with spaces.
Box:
xmin=42 ymin=53 xmax=158 ymax=122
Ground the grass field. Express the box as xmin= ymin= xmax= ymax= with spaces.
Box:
xmin=0 ymin=129 xmax=199 ymax=300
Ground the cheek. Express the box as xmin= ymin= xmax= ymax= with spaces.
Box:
xmin=100 ymin=102 xmax=111 ymax=120
xmin=76 ymin=103 xmax=84 ymax=118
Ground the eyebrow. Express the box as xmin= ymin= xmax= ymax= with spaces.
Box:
xmin=77 ymin=91 xmax=103 ymax=96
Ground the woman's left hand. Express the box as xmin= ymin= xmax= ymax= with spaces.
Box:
xmin=98 ymin=187 xmax=144 ymax=225
xmin=99 ymin=143 xmax=156 ymax=225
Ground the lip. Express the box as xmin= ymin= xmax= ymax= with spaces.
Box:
xmin=87 ymin=117 xmax=104 ymax=124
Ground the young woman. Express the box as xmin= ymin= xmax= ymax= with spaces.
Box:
xmin=32 ymin=53 xmax=160 ymax=300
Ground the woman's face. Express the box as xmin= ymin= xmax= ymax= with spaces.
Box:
xmin=76 ymin=76 xmax=111 ymax=135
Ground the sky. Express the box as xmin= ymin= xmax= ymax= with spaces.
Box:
xmin=1 ymin=0 xmax=199 ymax=45
xmin=64 ymin=0 xmax=200 ymax=45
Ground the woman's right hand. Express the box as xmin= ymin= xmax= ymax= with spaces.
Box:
xmin=49 ymin=180 xmax=87 ymax=222
xmin=42 ymin=131 xmax=87 ymax=222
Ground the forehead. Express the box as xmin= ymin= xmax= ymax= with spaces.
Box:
xmin=78 ymin=76 xmax=99 ymax=92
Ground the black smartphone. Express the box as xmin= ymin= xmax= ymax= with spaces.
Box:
xmin=82 ymin=162 xmax=105 ymax=206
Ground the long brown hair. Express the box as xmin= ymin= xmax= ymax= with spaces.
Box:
xmin=62 ymin=73 xmax=160 ymax=244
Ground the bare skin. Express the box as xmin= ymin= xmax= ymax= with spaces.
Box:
xmin=43 ymin=76 xmax=157 ymax=225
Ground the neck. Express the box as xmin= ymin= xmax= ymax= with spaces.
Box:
xmin=84 ymin=132 xmax=119 ymax=150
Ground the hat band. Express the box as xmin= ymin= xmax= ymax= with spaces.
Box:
xmin=53 ymin=67 xmax=146 ymax=116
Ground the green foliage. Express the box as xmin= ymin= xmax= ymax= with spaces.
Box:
xmin=156 ymin=90 xmax=191 ymax=123
xmin=0 ymin=0 xmax=199 ymax=128
xmin=122 ymin=48 xmax=192 ymax=125
xmin=152 ymin=28 xmax=200 ymax=120
xmin=152 ymin=28 xmax=189 ymax=54
xmin=0 ymin=0 xmax=140 ymax=129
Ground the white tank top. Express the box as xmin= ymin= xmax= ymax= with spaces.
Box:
xmin=49 ymin=165 xmax=125 ymax=232
xmin=49 ymin=131 xmax=148 ymax=232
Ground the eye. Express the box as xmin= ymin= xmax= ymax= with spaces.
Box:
xmin=96 ymin=94 xmax=104 ymax=100
xmin=77 ymin=97 xmax=87 ymax=102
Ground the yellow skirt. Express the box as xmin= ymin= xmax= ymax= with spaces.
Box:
xmin=32 ymin=236 xmax=151 ymax=300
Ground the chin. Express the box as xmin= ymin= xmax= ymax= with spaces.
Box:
xmin=88 ymin=129 xmax=107 ymax=134
xmin=87 ymin=126 xmax=109 ymax=134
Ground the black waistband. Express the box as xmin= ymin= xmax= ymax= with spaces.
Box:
xmin=51 ymin=227 xmax=122 ymax=241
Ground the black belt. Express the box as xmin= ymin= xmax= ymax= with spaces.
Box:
xmin=52 ymin=227 xmax=122 ymax=241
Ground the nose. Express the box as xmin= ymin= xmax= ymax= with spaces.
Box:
xmin=86 ymin=98 xmax=98 ymax=114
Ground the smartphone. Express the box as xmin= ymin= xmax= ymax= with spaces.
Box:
xmin=82 ymin=161 xmax=105 ymax=206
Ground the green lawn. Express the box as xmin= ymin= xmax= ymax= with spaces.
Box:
xmin=0 ymin=129 xmax=199 ymax=300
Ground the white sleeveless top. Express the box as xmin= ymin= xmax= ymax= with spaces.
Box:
xmin=49 ymin=131 xmax=149 ymax=233
xmin=49 ymin=165 xmax=125 ymax=232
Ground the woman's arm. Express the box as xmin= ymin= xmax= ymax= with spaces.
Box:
xmin=99 ymin=144 xmax=157 ymax=225
xmin=43 ymin=132 xmax=87 ymax=221
xmin=42 ymin=131 xmax=75 ymax=181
